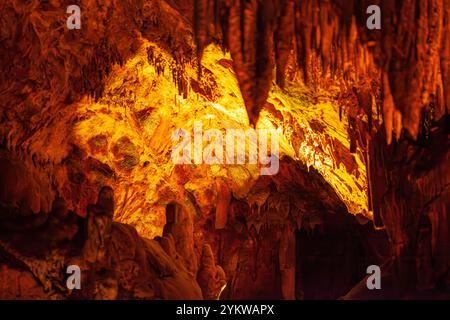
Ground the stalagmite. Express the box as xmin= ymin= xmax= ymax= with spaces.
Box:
xmin=279 ymin=223 xmax=296 ymax=300
xmin=215 ymin=179 xmax=232 ymax=230
xmin=83 ymin=186 xmax=114 ymax=266
xmin=197 ymin=244 xmax=227 ymax=300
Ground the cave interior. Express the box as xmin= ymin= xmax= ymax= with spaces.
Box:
xmin=0 ymin=0 xmax=449 ymax=300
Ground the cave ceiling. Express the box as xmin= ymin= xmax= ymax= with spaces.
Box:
xmin=0 ymin=0 xmax=380 ymax=232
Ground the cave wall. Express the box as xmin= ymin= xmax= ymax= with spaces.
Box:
xmin=369 ymin=118 xmax=450 ymax=292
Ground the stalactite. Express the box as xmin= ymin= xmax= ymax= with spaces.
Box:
xmin=193 ymin=0 xmax=211 ymax=63
xmin=274 ymin=0 xmax=295 ymax=88
xmin=192 ymin=0 xmax=447 ymax=140
xmin=440 ymin=0 xmax=450 ymax=116
xmin=225 ymin=0 xmax=277 ymax=126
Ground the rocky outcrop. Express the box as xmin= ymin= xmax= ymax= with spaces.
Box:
xmin=0 ymin=187 xmax=203 ymax=300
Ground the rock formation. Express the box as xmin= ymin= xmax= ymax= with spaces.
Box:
xmin=0 ymin=0 xmax=448 ymax=300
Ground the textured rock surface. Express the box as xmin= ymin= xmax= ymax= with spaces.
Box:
xmin=191 ymin=0 xmax=449 ymax=141
xmin=0 ymin=0 xmax=448 ymax=300
xmin=0 ymin=188 xmax=203 ymax=300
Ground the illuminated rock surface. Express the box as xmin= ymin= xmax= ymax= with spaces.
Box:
xmin=0 ymin=0 xmax=448 ymax=299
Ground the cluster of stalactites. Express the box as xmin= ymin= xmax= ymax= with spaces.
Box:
xmin=378 ymin=0 xmax=450 ymax=144
xmin=192 ymin=0 xmax=450 ymax=143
